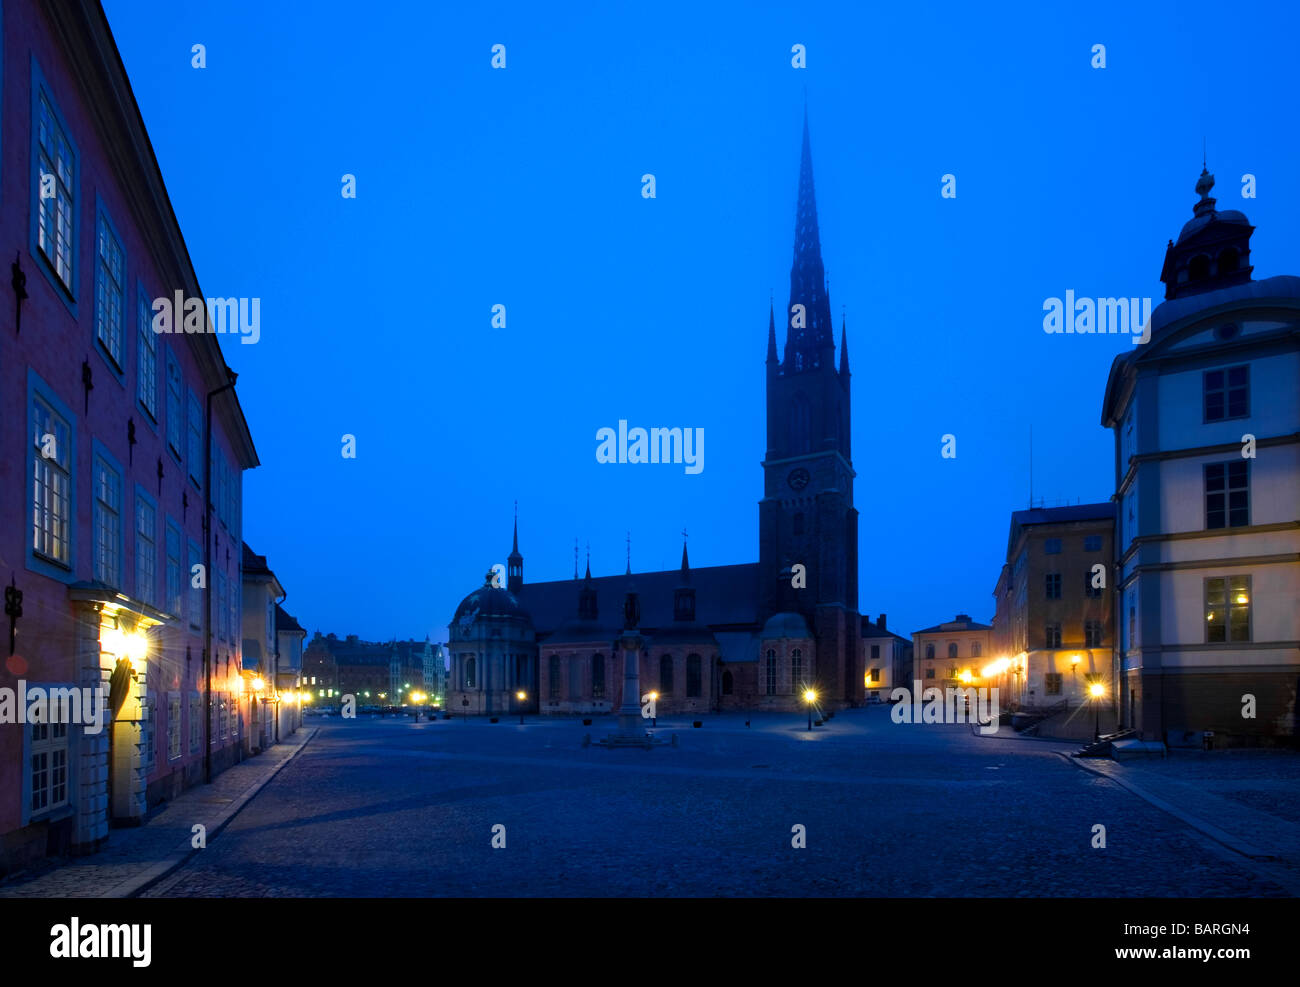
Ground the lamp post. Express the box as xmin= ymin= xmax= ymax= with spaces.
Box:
xmin=648 ymin=691 xmax=658 ymax=727
xmin=1085 ymin=673 xmax=1104 ymax=743
xmin=805 ymin=689 xmax=816 ymax=731
xmin=516 ymin=690 xmax=526 ymax=725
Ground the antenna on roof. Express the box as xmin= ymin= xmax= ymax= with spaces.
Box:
xmin=1028 ymin=424 xmax=1033 ymax=509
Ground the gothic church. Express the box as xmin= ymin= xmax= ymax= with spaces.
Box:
xmin=448 ymin=113 xmax=873 ymax=716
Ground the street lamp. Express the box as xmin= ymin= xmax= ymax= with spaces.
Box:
xmin=516 ymin=690 xmax=526 ymax=725
xmin=648 ymin=691 xmax=658 ymax=727
xmin=1085 ymin=673 xmax=1105 ymax=743
xmin=804 ymin=688 xmax=817 ymax=731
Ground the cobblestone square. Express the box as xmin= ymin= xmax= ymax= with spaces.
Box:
xmin=133 ymin=709 xmax=1296 ymax=898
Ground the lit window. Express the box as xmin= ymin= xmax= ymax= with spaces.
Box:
xmin=1206 ymin=576 xmax=1250 ymax=643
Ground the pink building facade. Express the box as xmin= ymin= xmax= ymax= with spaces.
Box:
xmin=0 ymin=0 xmax=258 ymax=874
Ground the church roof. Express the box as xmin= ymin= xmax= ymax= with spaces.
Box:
xmin=516 ymin=562 xmax=760 ymax=640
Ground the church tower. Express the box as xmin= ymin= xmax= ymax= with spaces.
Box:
xmin=759 ymin=109 xmax=860 ymax=705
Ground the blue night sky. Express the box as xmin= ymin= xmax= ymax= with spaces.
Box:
xmin=102 ymin=0 xmax=1300 ymax=644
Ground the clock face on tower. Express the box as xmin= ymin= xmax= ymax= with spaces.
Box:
xmin=787 ymin=467 xmax=811 ymax=491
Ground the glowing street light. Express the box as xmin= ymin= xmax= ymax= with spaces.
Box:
xmin=1085 ymin=673 xmax=1105 ymax=743
xmin=804 ymin=688 xmax=817 ymax=731
xmin=516 ymin=690 xmax=527 ymax=725
xmin=648 ymin=691 xmax=658 ymax=727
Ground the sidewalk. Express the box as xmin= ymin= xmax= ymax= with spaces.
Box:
xmin=0 ymin=727 xmax=316 ymax=898
xmin=1065 ymin=748 xmax=1300 ymax=893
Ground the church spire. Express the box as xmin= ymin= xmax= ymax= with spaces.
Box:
xmin=839 ymin=315 xmax=850 ymax=376
xmin=766 ymin=300 xmax=778 ymax=364
xmin=507 ymin=501 xmax=523 ymax=592
xmin=785 ymin=106 xmax=834 ymax=371
xmin=674 ymin=533 xmax=695 ymax=622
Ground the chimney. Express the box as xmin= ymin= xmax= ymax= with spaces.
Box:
xmin=878 ymin=613 xmax=887 ymax=630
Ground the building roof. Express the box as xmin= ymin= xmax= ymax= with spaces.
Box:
xmin=1103 ymin=274 xmax=1300 ymax=426
xmin=860 ymin=616 xmax=909 ymax=642
xmin=1009 ymin=503 xmax=1115 ymax=527
xmin=242 ymin=542 xmax=272 ymax=576
xmin=913 ymin=615 xmax=993 ymax=635
xmin=512 ymin=562 xmax=761 ymax=640
xmin=276 ymin=605 xmax=305 ymax=634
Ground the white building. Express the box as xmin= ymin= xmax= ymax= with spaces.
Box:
xmin=1101 ymin=167 xmax=1300 ymax=746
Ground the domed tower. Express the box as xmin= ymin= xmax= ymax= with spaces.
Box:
xmin=448 ymin=571 xmax=537 ymax=715
xmin=1160 ymin=166 xmax=1255 ymax=300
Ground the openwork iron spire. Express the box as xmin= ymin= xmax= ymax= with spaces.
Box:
xmin=785 ymin=107 xmax=834 ymax=368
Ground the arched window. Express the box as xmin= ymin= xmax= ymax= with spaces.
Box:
xmin=789 ymin=394 xmax=811 ymax=454
xmin=790 ymin=648 xmax=803 ymax=693
xmin=686 ymin=654 xmax=702 ymax=697
xmin=722 ymin=670 xmax=734 ymax=695
xmin=548 ymin=655 xmax=560 ymax=700
xmin=591 ymin=654 xmax=605 ymax=698
xmin=465 ymin=656 xmax=476 ymax=689
xmin=925 ymin=643 xmax=935 ymax=660
xmin=659 ymin=655 xmax=673 ymax=695
xmin=765 ymin=649 xmax=778 ymax=696
xmin=948 ymin=642 xmax=958 ymax=659
xmin=971 ymin=641 xmax=982 ymax=658
xmin=1218 ymin=247 xmax=1240 ymax=274
xmin=1189 ymin=254 xmax=1211 ymax=281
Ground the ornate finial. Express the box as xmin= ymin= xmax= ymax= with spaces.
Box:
xmin=574 ymin=537 xmax=579 ymax=580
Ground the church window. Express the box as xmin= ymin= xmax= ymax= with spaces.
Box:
xmin=1217 ymin=247 xmax=1240 ymax=274
xmin=548 ymin=655 xmax=560 ymax=700
xmin=465 ymin=656 xmax=476 ymax=689
xmin=686 ymin=654 xmax=701 ymax=697
xmin=660 ymin=655 xmax=674 ymax=695
xmin=790 ymin=648 xmax=803 ymax=693
xmin=765 ymin=650 xmax=777 ymax=696
xmin=1189 ymin=254 xmax=1211 ymax=281
xmin=592 ymin=654 xmax=605 ymax=698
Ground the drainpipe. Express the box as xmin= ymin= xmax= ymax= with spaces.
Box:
xmin=204 ymin=368 xmax=239 ymax=784
xmin=274 ymin=588 xmax=286 ymax=741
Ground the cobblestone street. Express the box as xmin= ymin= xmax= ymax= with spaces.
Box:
xmin=132 ymin=708 xmax=1295 ymax=897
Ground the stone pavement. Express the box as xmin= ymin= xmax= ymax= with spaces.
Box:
xmin=1066 ymin=749 xmax=1300 ymax=894
xmin=138 ymin=709 xmax=1294 ymax=897
xmin=0 ymin=727 xmax=316 ymax=898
